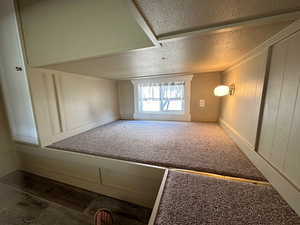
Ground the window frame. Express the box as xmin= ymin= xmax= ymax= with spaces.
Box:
xmin=131 ymin=75 xmax=193 ymax=121
xmin=138 ymin=82 xmax=185 ymax=114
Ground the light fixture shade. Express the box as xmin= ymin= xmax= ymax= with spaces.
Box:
xmin=214 ymin=85 xmax=230 ymax=96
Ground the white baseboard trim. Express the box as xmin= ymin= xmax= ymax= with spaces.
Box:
xmin=120 ymin=113 xmax=134 ymax=120
xmin=219 ymin=119 xmax=255 ymax=151
xmin=42 ymin=116 xmax=119 ymax=146
xmin=219 ymin=119 xmax=300 ymax=216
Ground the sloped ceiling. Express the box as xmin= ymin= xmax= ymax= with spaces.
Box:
xmin=43 ymin=0 xmax=300 ymax=79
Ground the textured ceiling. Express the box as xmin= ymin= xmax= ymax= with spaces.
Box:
xmin=44 ymin=21 xmax=292 ymax=79
xmin=135 ymin=0 xmax=300 ymax=36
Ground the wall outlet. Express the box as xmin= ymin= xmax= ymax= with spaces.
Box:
xmin=199 ymin=99 xmax=205 ymax=107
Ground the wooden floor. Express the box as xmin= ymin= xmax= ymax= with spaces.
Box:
xmin=0 ymin=171 xmax=151 ymax=225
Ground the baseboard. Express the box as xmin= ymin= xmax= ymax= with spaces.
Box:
xmin=43 ymin=116 xmax=119 ymax=146
xmin=219 ymin=119 xmax=300 ymax=216
xmin=219 ymin=119 xmax=255 ymax=151
xmin=120 ymin=114 xmax=134 ymax=120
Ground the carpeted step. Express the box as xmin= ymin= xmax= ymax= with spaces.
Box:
xmin=154 ymin=170 xmax=300 ymax=225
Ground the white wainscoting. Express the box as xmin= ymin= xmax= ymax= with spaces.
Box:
xmin=220 ymin=111 xmax=300 ymax=216
xmin=16 ymin=144 xmax=165 ymax=208
xmin=219 ymin=20 xmax=300 ymax=216
xmin=28 ymin=68 xmax=120 ymax=146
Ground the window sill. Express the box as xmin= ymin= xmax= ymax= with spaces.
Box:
xmin=138 ymin=111 xmax=184 ymax=115
xmin=133 ymin=112 xmax=191 ymax=122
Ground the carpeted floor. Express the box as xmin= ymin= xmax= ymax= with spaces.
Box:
xmin=49 ymin=120 xmax=265 ymax=181
xmin=154 ymin=171 xmax=300 ymax=225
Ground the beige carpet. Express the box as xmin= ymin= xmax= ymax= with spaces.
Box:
xmin=154 ymin=171 xmax=300 ymax=225
xmin=49 ymin=120 xmax=265 ymax=181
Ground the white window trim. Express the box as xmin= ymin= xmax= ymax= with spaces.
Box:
xmin=131 ymin=75 xmax=193 ymax=121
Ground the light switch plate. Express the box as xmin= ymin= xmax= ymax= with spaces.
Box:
xmin=199 ymin=99 xmax=205 ymax=107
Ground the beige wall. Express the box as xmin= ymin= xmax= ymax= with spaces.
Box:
xmin=0 ymin=86 xmax=18 ymax=177
xmin=29 ymin=68 xmax=120 ymax=146
xmin=220 ymin=49 xmax=269 ymax=149
xmin=191 ymin=73 xmax=221 ymax=122
xmin=118 ymin=73 xmax=222 ymax=122
xmin=118 ymin=80 xmax=134 ymax=120
xmin=18 ymin=0 xmax=153 ymax=67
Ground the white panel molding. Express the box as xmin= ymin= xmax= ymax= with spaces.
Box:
xmin=28 ymin=68 xmax=119 ymax=146
xmin=22 ymin=164 xmax=157 ymax=208
xmin=127 ymin=0 xmax=160 ymax=47
xmin=51 ymin=116 xmax=119 ymax=144
xmin=16 ymin=143 xmax=166 ymax=208
xmin=226 ymin=18 xmax=300 ymax=72
xmin=219 ymin=119 xmax=300 ymax=216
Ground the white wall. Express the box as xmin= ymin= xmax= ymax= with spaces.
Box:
xmin=258 ymin=31 xmax=300 ymax=190
xmin=220 ymin=50 xmax=269 ymax=149
xmin=0 ymin=86 xmax=18 ymax=177
xmin=219 ymin=23 xmax=300 ymax=215
xmin=18 ymin=0 xmax=153 ymax=66
xmin=17 ymin=144 xmax=165 ymax=208
xmin=0 ymin=0 xmax=38 ymax=145
xmin=29 ymin=68 xmax=120 ymax=146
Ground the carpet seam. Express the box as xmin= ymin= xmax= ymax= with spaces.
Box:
xmin=172 ymin=168 xmax=271 ymax=186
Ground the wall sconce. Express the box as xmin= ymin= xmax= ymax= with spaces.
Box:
xmin=214 ymin=84 xmax=235 ymax=96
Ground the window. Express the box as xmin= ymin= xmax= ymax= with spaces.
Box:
xmin=138 ymin=82 xmax=185 ymax=113
xmin=131 ymin=75 xmax=193 ymax=121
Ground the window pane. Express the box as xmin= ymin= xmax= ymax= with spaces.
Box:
xmin=161 ymin=83 xmax=184 ymax=111
xmin=161 ymin=83 xmax=184 ymax=99
xmin=162 ymin=99 xmax=183 ymax=111
xmin=142 ymin=100 xmax=160 ymax=112
xmin=140 ymin=85 xmax=160 ymax=99
xmin=138 ymin=82 xmax=185 ymax=113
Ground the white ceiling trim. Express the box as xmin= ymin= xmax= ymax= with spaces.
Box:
xmin=127 ymin=0 xmax=161 ymax=47
xmin=157 ymin=10 xmax=300 ymax=42
xmin=130 ymin=74 xmax=193 ymax=82
xmin=226 ymin=18 xmax=300 ymax=72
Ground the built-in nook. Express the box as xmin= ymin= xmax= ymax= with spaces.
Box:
xmin=0 ymin=1 xmax=300 ymax=224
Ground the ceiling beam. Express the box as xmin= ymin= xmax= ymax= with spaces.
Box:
xmin=158 ymin=10 xmax=300 ymax=42
xmin=127 ymin=0 xmax=161 ymax=47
